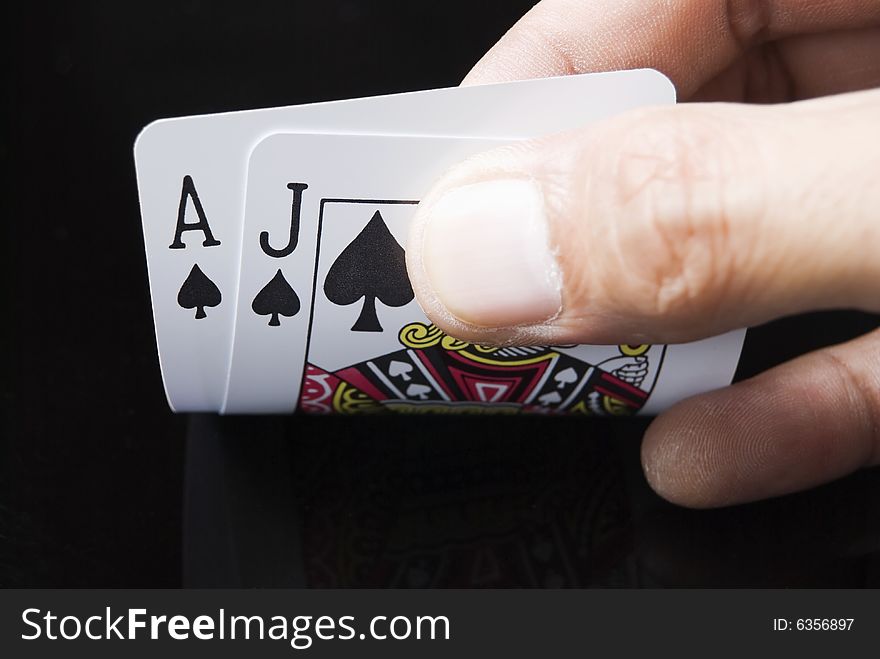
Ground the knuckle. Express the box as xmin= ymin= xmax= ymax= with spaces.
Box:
xmin=591 ymin=107 xmax=759 ymax=320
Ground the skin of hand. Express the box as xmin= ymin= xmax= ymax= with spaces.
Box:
xmin=405 ymin=0 xmax=880 ymax=508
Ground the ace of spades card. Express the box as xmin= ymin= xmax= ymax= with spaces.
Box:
xmin=224 ymin=132 xmax=747 ymax=415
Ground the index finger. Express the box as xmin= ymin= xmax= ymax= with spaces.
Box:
xmin=463 ymin=0 xmax=880 ymax=98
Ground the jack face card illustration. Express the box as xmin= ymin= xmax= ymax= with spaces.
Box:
xmin=305 ymin=201 xmax=667 ymax=416
xmin=133 ymin=69 xmax=676 ymax=412
xmin=224 ymin=132 xmax=746 ymax=415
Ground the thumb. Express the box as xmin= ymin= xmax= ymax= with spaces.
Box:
xmin=406 ymin=89 xmax=880 ymax=346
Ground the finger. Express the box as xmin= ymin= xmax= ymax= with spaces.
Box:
xmin=690 ymin=26 xmax=880 ymax=102
xmin=780 ymin=26 xmax=880 ymax=99
xmin=641 ymin=327 xmax=880 ymax=508
xmin=463 ymin=0 xmax=880 ymax=100
xmin=406 ymin=89 xmax=880 ymax=347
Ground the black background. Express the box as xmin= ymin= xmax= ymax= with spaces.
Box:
xmin=3 ymin=0 xmax=879 ymax=588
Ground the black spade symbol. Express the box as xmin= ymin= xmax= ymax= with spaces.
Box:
xmin=323 ymin=210 xmax=413 ymax=332
xmin=177 ymin=264 xmax=221 ymax=319
xmin=252 ymin=269 xmax=300 ymax=327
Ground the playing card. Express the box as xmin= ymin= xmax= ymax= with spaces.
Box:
xmin=224 ymin=132 xmax=746 ymax=415
xmin=134 ymin=69 xmax=675 ymax=412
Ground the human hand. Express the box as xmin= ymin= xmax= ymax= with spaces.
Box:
xmin=405 ymin=0 xmax=880 ymax=507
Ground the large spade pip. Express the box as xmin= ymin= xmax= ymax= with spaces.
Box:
xmin=323 ymin=210 xmax=414 ymax=332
